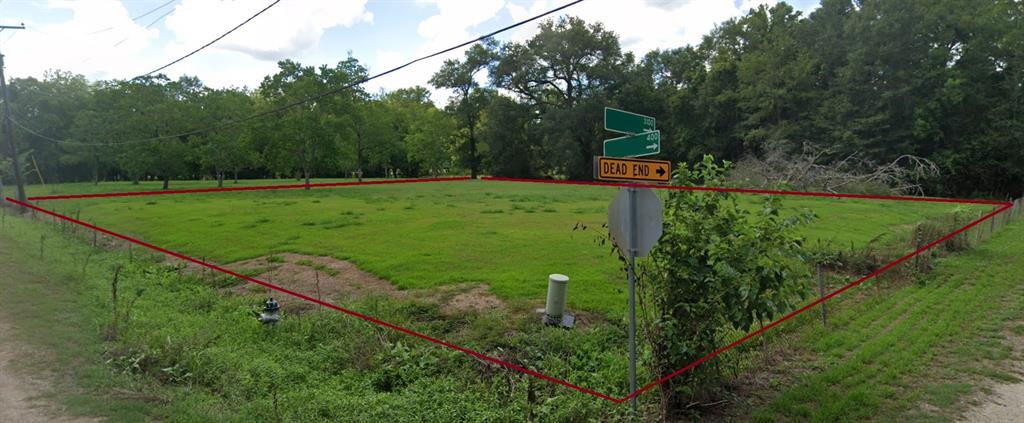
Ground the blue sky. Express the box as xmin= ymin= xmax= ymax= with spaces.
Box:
xmin=0 ymin=0 xmax=821 ymax=103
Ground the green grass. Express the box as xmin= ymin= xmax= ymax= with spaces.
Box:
xmin=0 ymin=214 xmax=165 ymax=421
xmin=0 ymin=212 xmax=636 ymax=422
xmin=750 ymin=218 xmax=1024 ymax=422
xmin=0 ymin=180 xmax=1015 ymax=422
xmin=30 ymin=178 xmax=985 ymax=316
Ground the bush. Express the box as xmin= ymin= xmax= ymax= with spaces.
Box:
xmin=640 ymin=155 xmax=812 ymax=418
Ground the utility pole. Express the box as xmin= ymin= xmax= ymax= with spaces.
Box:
xmin=0 ymin=23 xmax=26 ymax=210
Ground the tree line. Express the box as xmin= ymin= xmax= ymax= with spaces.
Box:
xmin=2 ymin=0 xmax=1021 ymax=197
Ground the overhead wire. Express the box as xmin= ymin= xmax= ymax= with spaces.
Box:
xmin=87 ymin=0 xmax=178 ymax=36
xmin=131 ymin=0 xmax=179 ymax=22
xmin=112 ymin=5 xmax=176 ymax=47
xmin=86 ymin=0 xmax=180 ymax=36
xmin=16 ymin=0 xmax=587 ymax=147
xmin=137 ymin=0 xmax=282 ymax=78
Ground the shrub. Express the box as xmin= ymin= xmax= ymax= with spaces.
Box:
xmin=640 ymin=155 xmax=812 ymax=418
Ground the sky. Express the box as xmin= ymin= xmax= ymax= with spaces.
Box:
xmin=0 ymin=0 xmax=821 ymax=104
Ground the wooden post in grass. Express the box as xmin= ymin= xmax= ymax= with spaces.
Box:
xmin=109 ymin=265 xmax=121 ymax=341
xmin=315 ymin=270 xmax=323 ymax=315
xmin=975 ymin=211 xmax=983 ymax=245
xmin=817 ymin=263 xmax=827 ymax=326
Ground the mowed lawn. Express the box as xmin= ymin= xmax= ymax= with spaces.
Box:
xmin=26 ymin=178 xmax=988 ymax=315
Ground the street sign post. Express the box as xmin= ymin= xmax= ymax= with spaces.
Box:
xmin=602 ymin=106 xmax=664 ymax=413
xmin=605 ymin=107 xmax=656 ymax=134
xmin=607 ymin=187 xmax=663 ymax=413
xmin=595 ymin=156 xmax=671 ymax=183
xmin=603 ymin=130 xmax=661 ymax=158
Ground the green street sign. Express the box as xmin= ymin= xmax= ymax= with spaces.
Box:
xmin=603 ymin=130 xmax=660 ymax=158
xmin=605 ymin=107 xmax=655 ymax=135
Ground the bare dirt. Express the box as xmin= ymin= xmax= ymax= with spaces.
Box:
xmin=210 ymin=253 xmax=506 ymax=315
xmin=959 ymin=383 xmax=1024 ymax=422
xmin=0 ymin=321 xmax=97 ymax=423
xmin=959 ymin=322 xmax=1024 ymax=423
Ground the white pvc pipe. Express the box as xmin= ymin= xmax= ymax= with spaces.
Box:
xmin=545 ymin=274 xmax=570 ymax=318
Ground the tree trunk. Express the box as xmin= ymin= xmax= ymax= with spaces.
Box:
xmin=92 ymin=147 xmax=100 ymax=185
xmin=304 ymin=169 xmax=311 ymax=190
xmin=356 ymin=131 xmax=364 ymax=182
xmin=162 ymin=177 xmax=170 ymax=190
xmin=469 ymin=126 xmax=478 ymax=179
xmin=233 ymin=170 xmax=239 ymax=184
xmin=217 ymin=172 xmax=224 ymax=188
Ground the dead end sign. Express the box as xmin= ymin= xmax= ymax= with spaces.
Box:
xmin=595 ymin=156 xmax=672 ymax=183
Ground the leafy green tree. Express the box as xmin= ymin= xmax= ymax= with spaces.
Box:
xmin=430 ymin=40 xmax=497 ymax=179
xmin=491 ymin=16 xmax=625 ymax=179
xmin=193 ymin=88 xmax=255 ymax=187
xmin=258 ymin=59 xmax=365 ymax=186
xmin=9 ymin=70 xmax=92 ymax=182
xmin=380 ymin=87 xmax=454 ymax=177
xmin=479 ymin=94 xmax=536 ymax=177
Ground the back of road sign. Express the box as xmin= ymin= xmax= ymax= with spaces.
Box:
xmin=607 ymin=188 xmax=663 ymax=257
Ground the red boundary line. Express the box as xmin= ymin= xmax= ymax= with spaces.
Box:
xmin=26 ymin=176 xmax=471 ymax=201
xmin=481 ymin=176 xmax=1008 ymax=205
xmin=4 ymin=177 xmax=1014 ymax=404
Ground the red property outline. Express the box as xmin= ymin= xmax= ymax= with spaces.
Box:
xmin=5 ymin=177 xmax=1014 ymax=404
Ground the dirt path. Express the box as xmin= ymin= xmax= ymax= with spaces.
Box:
xmin=0 ymin=319 xmax=97 ymax=423
xmin=960 ymin=323 xmax=1024 ymax=423
xmin=960 ymin=382 xmax=1024 ymax=422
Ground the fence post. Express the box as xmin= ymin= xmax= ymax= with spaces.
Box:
xmin=975 ymin=211 xmax=983 ymax=245
xmin=817 ymin=263 xmax=827 ymax=326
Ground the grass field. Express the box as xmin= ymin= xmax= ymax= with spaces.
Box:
xmin=0 ymin=180 xmax=1017 ymax=422
xmin=748 ymin=217 xmax=1024 ymax=422
xmin=25 ymin=178 xmax=987 ymax=316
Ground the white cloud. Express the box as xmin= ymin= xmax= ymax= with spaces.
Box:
xmin=163 ymin=0 xmax=373 ymax=61
xmin=2 ymin=0 xmax=373 ymax=84
xmin=367 ymin=0 xmax=505 ymax=102
xmin=507 ymin=0 xmax=781 ymax=55
xmin=3 ymin=0 xmax=158 ymax=80
xmin=416 ymin=0 xmax=505 ymax=50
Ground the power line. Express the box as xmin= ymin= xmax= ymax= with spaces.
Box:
xmin=132 ymin=0 xmax=178 ymax=22
xmin=16 ymin=0 xmax=586 ymax=146
xmin=86 ymin=0 xmax=180 ymax=36
xmin=113 ymin=5 xmax=176 ymax=47
xmin=137 ymin=0 xmax=281 ymax=78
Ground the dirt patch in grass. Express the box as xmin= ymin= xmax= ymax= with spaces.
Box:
xmin=439 ymin=284 xmax=505 ymax=314
xmin=221 ymin=253 xmax=506 ymax=315
xmin=958 ymin=320 xmax=1024 ymax=422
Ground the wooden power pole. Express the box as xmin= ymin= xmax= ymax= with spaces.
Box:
xmin=0 ymin=23 xmax=26 ymax=209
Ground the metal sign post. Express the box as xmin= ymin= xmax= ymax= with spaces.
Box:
xmin=627 ymin=187 xmax=638 ymax=413
xmin=604 ymin=106 xmax=664 ymax=413
xmin=608 ymin=187 xmax=661 ymax=413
